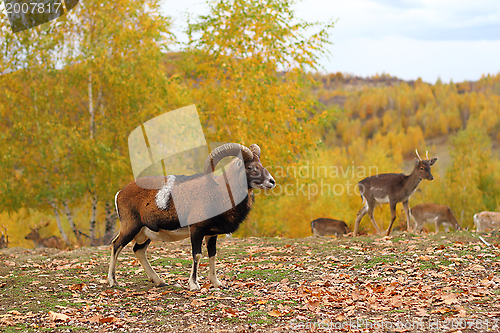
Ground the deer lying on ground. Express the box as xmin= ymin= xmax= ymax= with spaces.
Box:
xmin=474 ymin=211 xmax=500 ymax=232
xmin=411 ymin=203 xmax=460 ymax=234
xmin=25 ymin=221 xmax=66 ymax=250
xmin=353 ymin=150 xmax=438 ymax=236
xmin=311 ymin=218 xmax=350 ymax=237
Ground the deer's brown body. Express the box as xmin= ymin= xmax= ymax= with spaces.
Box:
xmin=25 ymin=222 xmax=66 ymax=250
xmin=353 ymin=150 xmax=438 ymax=236
xmin=311 ymin=218 xmax=350 ymax=237
xmin=411 ymin=203 xmax=460 ymax=233
xmin=474 ymin=211 xmax=500 ymax=232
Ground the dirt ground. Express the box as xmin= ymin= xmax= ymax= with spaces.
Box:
xmin=1 ymin=230 xmax=499 ymax=332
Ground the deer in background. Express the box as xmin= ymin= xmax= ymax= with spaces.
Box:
xmin=0 ymin=225 xmax=9 ymax=249
xmin=353 ymin=150 xmax=438 ymax=236
xmin=411 ymin=203 xmax=460 ymax=234
xmin=311 ymin=218 xmax=350 ymax=237
xmin=474 ymin=211 xmax=500 ymax=232
xmin=25 ymin=221 xmax=67 ymax=250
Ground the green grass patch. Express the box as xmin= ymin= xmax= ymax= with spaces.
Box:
xmin=228 ymin=269 xmax=292 ymax=283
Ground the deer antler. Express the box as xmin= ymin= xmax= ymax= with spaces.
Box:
xmin=426 ymin=151 xmax=429 ymax=160
xmin=415 ymin=149 xmax=422 ymax=161
xmin=36 ymin=220 xmax=50 ymax=229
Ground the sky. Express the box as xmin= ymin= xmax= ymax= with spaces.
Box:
xmin=162 ymin=0 xmax=500 ymax=83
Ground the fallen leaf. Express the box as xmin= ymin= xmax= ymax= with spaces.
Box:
xmin=469 ymin=264 xmax=485 ymax=271
xmin=415 ymin=308 xmax=428 ymax=317
xmin=486 ymin=311 xmax=500 ymax=317
xmin=68 ymin=283 xmax=86 ymax=291
xmin=390 ymin=296 xmax=403 ymax=308
xmin=88 ymin=314 xmax=102 ymax=323
xmin=0 ymin=317 xmax=14 ymax=326
xmin=190 ymin=299 xmax=205 ymax=307
xmin=49 ymin=311 xmax=69 ymax=322
xmin=223 ymin=308 xmax=237 ymax=316
xmin=430 ymin=307 xmax=448 ymax=314
xmin=442 ymin=293 xmax=458 ymax=305
xmin=99 ymin=316 xmax=116 ymax=324
xmin=305 ymin=300 xmax=320 ymax=311
xmin=268 ymin=310 xmax=283 ymax=317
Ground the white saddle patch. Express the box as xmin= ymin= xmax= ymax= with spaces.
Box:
xmin=155 ymin=175 xmax=176 ymax=210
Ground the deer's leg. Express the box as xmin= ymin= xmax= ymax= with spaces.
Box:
xmin=412 ymin=215 xmax=422 ymax=233
xmin=188 ymin=228 xmax=204 ymax=291
xmin=108 ymin=230 xmax=136 ymax=287
xmin=367 ymin=202 xmax=382 ymax=234
xmin=402 ymin=200 xmax=411 ymax=232
xmin=386 ymin=201 xmax=398 ymax=236
xmin=206 ymin=235 xmax=222 ymax=288
xmin=133 ymin=238 xmax=165 ymax=287
xmin=354 ymin=205 xmax=368 ymax=237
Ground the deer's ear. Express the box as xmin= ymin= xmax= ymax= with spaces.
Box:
xmin=429 ymin=157 xmax=438 ymax=165
xmin=414 ymin=158 xmax=420 ymax=166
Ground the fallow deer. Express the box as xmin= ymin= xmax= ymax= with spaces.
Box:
xmin=0 ymin=225 xmax=8 ymax=249
xmin=474 ymin=211 xmax=500 ymax=232
xmin=411 ymin=203 xmax=460 ymax=234
xmin=353 ymin=150 xmax=438 ymax=236
xmin=25 ymin=221 xmax=67 ymax=250
xmin=311 ymin=218 xmax=350 ymax=237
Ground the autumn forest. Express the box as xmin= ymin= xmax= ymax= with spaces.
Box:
xmin=1 ymin=0 xmax=500 ymax=248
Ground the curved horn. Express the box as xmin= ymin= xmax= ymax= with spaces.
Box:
xmin=204 ymin=143 xmax=254 ymax=182
xmin=249 ymin=144 xmax=261 ymax=158
xmin=415 ymin=149 xmax=422 ymax=161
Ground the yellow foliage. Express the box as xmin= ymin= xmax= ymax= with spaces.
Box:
xmin=3 ymin=0 xmax=500 ymax=242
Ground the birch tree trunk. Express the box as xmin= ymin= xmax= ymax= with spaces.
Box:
xmin=89 ymin=194 xmax=98 ymax=244
xmin=102 ymin=201 xmax=117 ymax=244
xmin=63 ymin=201 xmax=85 ymax=244
xmin=88 ymin=69 xmax=98 ymax=244
xmin=50 ymin=201 xmax=69 ymax=244
xmin=104 ymin=202 xmax=116 ymax=233
xmin=89 ymin=71 xmax=94 ymax=140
